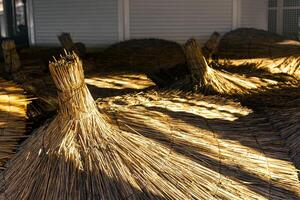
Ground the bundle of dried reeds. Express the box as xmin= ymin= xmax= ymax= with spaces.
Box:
xmin=0 ymin=78 xmax=29 ymax=170
xmin=183 ymin=39 xmax=279 ymax=95
xmin=0 ymin=54 xmax=300 ymax=200
xmin=1 ymin=40 xmax=21 ymax=74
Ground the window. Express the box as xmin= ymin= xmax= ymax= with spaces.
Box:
xmin=283 ymin=0 xmax=300 ymax=38
xmin=268 ymin=0 xmax=277 ymax=32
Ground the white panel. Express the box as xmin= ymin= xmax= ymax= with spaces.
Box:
xmin=129 ymin=0 xmax=233 ymax=43
xmin=240 ymin=0 xmax=268 ymax=30
xmin=33 ymin=0 xmax=119 ymax=46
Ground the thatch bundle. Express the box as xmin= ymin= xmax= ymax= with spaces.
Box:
xmin=218 ymin=28 xmax=300 ymax=59
xmin=0 ymin=78 xmax=29 ymax=170
xmin=182 ymin=39 xmax=281 ymax=95
xmin=1 ymin=40 xmax=21 ymax=74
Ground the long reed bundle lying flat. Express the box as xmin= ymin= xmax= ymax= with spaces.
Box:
xmin=183 ymin=39 xmax=281 ymax=95
xmin=0 ymin=78 xmax=29 ymax=170
xmin=218 ymin=56 xmax=300 ymax=81
xmin=98 ymin=90 xmax=300 ymax=199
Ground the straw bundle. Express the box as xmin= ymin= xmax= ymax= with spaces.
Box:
xmin=0 ymin=78 xmax=29 ymax=170
xmin=183 ymin=39 xmax=280 ymax=95
xmin=1 ymin=40 xmax=21 ymax=74
xmin=218 ymin=28 xmax=300 ymax=59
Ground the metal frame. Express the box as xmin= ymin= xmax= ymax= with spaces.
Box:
xmin=26 ymin=0 xmax=35 ymax=45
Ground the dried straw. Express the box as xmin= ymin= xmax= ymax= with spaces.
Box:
xmin=98 ymin=90 xmax=300 ymax=199
xmin=266 ymin=99 xmax=300 ymax=173
xmin=218 ymin=56 xmax=300 ymax=81
xmin=183 ymin=39 xmax=280 ymax=95
xmin=1 ymin=53 xmax=299 ymax=199
xmin=0 ymin=78 xmax=29 ymax=170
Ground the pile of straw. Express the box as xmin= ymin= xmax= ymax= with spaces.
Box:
xmin=98 ymin=90 xmax=300 ymax=199
xmin=218 ymin=28 xmax=300 ymax=59
xmin=2 ymin=53 xmax=299 ymax=199
xmin=182 ymin=39 xmax=282 ymax=95
xmin=0 ymin=78 xmax=29 ymax=170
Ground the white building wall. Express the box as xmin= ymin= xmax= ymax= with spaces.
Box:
xmin=29 ymin=0 xmax=269 ymax=46
xmin=240 ymin=0 xmax=268 ymax=30
xmin=128 ymin=0 xmax=233 ymax=43
xmin=31 ymin=0 xmax=119 ymax=46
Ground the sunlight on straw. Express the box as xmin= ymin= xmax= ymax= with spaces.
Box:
xmin=99 ymin=91 xmax=300 ymax=197
xmin=0 ymin=79 xmax=29 ymax=169
xmin=85 ymin=73 xmax=155 ymax=90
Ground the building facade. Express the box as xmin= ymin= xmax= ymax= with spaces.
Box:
xmin=268 ymin=0 xmax=300 ymax=39
xmin=17 ymin=0 xmax=269 ymax=46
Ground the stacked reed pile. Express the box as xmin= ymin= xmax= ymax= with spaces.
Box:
xmin=96 ymin=38 xmax=188 ymax=87
xmin=218 ymin=28 xmax=300 ymax=59
xmin=0 ymin=78 xmax=29 ymax=170
xmin=98 ymin=90 xmax=300 ymax=199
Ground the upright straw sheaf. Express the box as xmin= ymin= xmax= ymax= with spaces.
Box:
xmin=49 ymin=52 xmax=96 ymax=117
xmin=184 ymin=39 xmax=280 ymax=95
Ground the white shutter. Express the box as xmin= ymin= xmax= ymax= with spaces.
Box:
xmin=32 ymin=0 xmax=119 ymax=46
xmin=240 ymin=0 xmax=268 ymax=30
xmin=129 ymin=0 xmax=233 ymax=43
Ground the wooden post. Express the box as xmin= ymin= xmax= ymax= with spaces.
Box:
xmin=1 ymin=40 xmax=21 ymax=74
xmin=58 ymin=32 xmax=86 ymax=57
xmin=202 ymin=32 xmax=221 ymax=61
